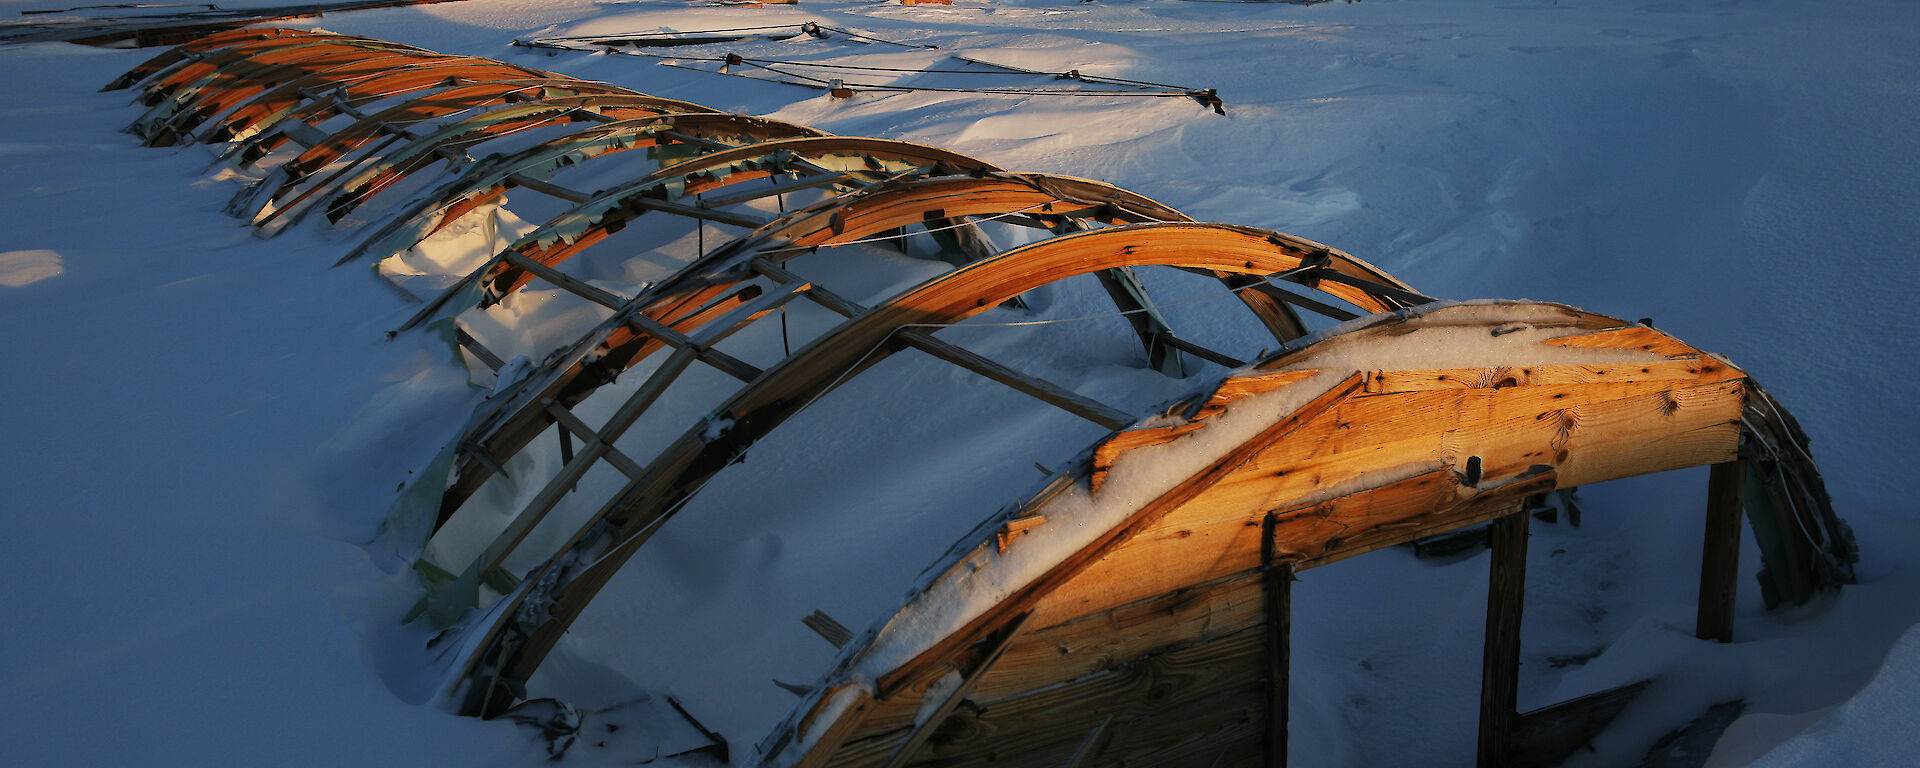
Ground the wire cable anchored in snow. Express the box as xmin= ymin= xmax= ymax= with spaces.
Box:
xmin=512 ymin=33 xmax=1226 ymax=113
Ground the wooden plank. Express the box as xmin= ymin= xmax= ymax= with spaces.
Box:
xmin=1298 ymin=268 xmax=1436 ymax=307
xmin=1363 ymin=358 xmax=1737 ymax=394
xmin=874 ymin=373 xmax=1365 ymax=698
xmin=880 ymin=613 xmax=1033 ymax=768
xmin=871 ymin=626 xmax=1268 ymax=768
xmin=1696 ymin=459 xmax=1745 ymax=643
xmin=1510 ymin=680 xmax=1649 ymax=767
xmin=1219 ymin=274 xmax=1311 ymax=342
xmin=1478 ymin=510 xmax=1530 ymax=768
xmin=1090 ymin=422 xmax=1206 ymax=493
xmin=500 ymin=249 xmax=626 ymax=310
xmin=455 ymin=327 xmax=505 ymax=371
xmin=1260 ymin=527 xmax=1292 ymax=768
xmin=955 ymin=572 xmax=1266 ymax=713
xmin=1089 ymin=368 xmax=1321 ymax=492
xmin=995 ymin=514 xmax=1047 ymax=553
xmin=626 ymin=195 xmax=770 ymax=229
xmin=541 ymin=400 xmax=645 ymax=478
xmin=898 ymin=330 xmax=1133 ymax=431
xmin=1544 ymin=325 xmax=1698 ymax=358
xmin=1193 ymin=369 xmax=1324 ymax=419
xmin=1098 ymin=691 xmax=1264 ymax=768
xmin=794 ymin=687 xmax=876 ymax=768
xmin=466 ymin=346 xmax=699 ymax=578
xmin=1156 ymin=333 xmax=1246 ymax=369
xmin=804 ymin=610 xmax=855 ymax=649
xmin=1030 ymin=376 xmax=1734 ymax=628
xmin=1271 ymin=467 xmax=1556 ymax=569
xmin=625 ymin=311 xmax=764 ymax=383
xmin=699 ymin=171 xmax=852 ymax=208
xmin=505 ymin=172 xmax=593 ymax=204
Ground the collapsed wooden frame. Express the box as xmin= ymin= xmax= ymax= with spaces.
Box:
xmin=109 ymin=31 xmax=1859 ymax=768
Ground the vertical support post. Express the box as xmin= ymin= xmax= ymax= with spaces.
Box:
xmin=1696 ymin=459 xmax=1746 ymax=642
xmin=1094 ymin=267 xmax=1186 ymax=377
xmin=1478 ymin=510 xmax=1529 ymax=768
xmin=1261 ymin=513 xmax=1292 ymax=768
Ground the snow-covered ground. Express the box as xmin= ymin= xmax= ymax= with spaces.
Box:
xmin=1 ymin=0 xmax=1915 ymax=765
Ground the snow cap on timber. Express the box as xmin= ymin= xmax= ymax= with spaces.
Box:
xmin=773 ymin=301 xmax=1668 ymax=761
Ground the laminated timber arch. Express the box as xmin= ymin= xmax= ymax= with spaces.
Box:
xmin=124 ymin=36 xmax=425 ymax=133
xmin=216 ymin=78 xmax=639 ymax=161
xmin=133 ymin=50 xmax=541 ymax=146
xmin=105 ymin=32 xmax=1859 ymax=767
xmin=244 ymin=93 xmax=723 ymax=233
xmin=103 ymin=26 xmax=325 ymax=90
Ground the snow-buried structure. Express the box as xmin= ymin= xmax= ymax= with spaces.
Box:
xmin=111 ymin=29 xmax=1859 ymax=768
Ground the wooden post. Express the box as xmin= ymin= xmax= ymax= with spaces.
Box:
xmin=1261 ymin=513 xmax=1292 ymax=768
xmin=1696 ymin=459 xmax=1746 ymax=642
xmin=1478 ymin=510 xmax=1529 ymax=768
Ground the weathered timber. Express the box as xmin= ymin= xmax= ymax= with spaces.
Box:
xmin=1031 ymin=376 xmax=1734 ymax=627
xmin=1260 ymin=523 xmax=1292 ymax=768
xmin=1697 ymin=459 xmax=1746 ymax=642
xmin=1545 ymin=325 xmax=1699 ymax=358
xmin=850 ymin=626 xmax=1267 ymax=768
xmin=794 ymin=687 xmax=877 ymax=768
xmin=1062 ymin=715 xmax=1116 ymax=768
xmin=110 ymin=34 xmax=1858 ymax=768
xmin=1478 ymin=509 xmax=1530 ymax=768
xmin=1510 ymin=681 xmax=1650 ymax=767
xmin=879 ymin=613 xmax=1031 ymax=768
xmin=873 ymin=373 xmax=1365 ymax=698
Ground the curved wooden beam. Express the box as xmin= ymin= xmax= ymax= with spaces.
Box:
xmin=251 ymin=95 xmax=719 ymax=233
xmin=165 ymin=56 xmax=568 ymax=149
xmin=131 ymin=32 xmax=378 ymax=102
xmin=132 ymin=40 xmax=434 ymax=145
xmin=339 ymin=112 xmax=829 ymax=265
xmin=103 ymin=26 xmax=325 ymax=91
xmin=447 ymin=222 xmax=1424 ymax=714
xmin=218 ymin=78 xmax=625 ymax=158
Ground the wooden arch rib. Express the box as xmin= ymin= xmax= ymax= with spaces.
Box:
xmin=340 ymin=112 xmax=829 ymax=265
xmin=131 ymin=32 xmax=380 ymax=102
xmin=158 ymin=56 xmax=567 ymax=149
xmin=218 ymin=78 xmax=625 ymax=159
xmin=132 ymin=41 xmax=438 ymax=145
xmin=251 ymin=95 xmax=720 ymax=233
xmin=103 ymin=26 xmax=323 ymax=91
xmin=448 ymin=222 xmax=1425 ymax=715
xmin=468 ymin=138 xmax=1012 ymax=306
